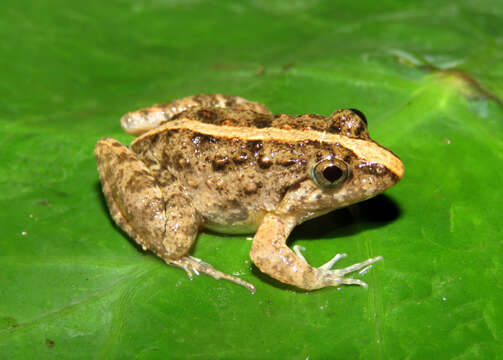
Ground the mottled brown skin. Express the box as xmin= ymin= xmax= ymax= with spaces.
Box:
xmin=95 ymin=94 xmax=404 ymax=292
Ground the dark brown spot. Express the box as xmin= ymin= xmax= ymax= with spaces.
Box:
xmin=328 ymin=123 xmax=341 ymax=134
xmin=253 ymin=115 xmax=272 ymax=128
xmin=133 ymin=169 xmax=150 ymax=178
xmin=142 ymin=156 xmax=158 ymax=168
xmin=233 ymin=153 xmax=248 ymax=164
xmin=171 ymin=111 xmax=187 ymax=120
xmin=288 ymin=182 xmax=302 ymax=192
xmin=359 ymin=163 xmax=387 ymax=176
xmin=353 ymin=126 xmax=363 ymax=137
xmin=125 ymin=177 xmax=140 ymax=193
xmin=117 ymin=151 xmax=129 ymax=162
xmin=278 ymin=182 xmax=300 ymax=199
xmin=224 ymin=95 xmax=236 ymax=107
xmin=178 ymin=157 xmax=189 ymax=167
xmin=197 ymin=109 xmax=218 ymax=122
xmin=390 ymin=173 xmax=400 ymax=183
xmin=212 ymin=156 xmax=230 ymax=170
xmin=147 ymin=133 xmax=159 ymax=145
xmin=279 ymin=158 xmax=297 ymax=167
xmin=246 ymin=141 xmax=263 ymax=155
xmin=198 ymin=134 xmax=217 ymax=144
xmin=258 ymin=156 xmax=273 ymax=169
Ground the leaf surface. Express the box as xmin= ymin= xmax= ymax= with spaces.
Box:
xmin=1 ymin=1 xmax=502 ymax=359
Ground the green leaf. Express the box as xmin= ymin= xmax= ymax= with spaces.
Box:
xmin=1 ymin=0 xmax=502 ymax=359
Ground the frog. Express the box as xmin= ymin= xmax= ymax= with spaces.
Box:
xmin=95 ymin=94 xmax=404 ymax=292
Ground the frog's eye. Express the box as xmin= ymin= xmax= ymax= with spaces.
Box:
xmin=311 ymin=159 xmax=350 ymax=188
xmin=349 ymin=108 xmax=367 ymax=125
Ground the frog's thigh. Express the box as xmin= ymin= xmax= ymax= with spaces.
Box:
xmin=95 ymin=138 xmax=198 ymax=259
xmin=167 ymin=94 xmax=271 ymax=114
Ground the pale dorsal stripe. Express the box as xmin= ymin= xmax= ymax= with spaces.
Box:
xmin=133 ymin=119 xmax=404 ymax=177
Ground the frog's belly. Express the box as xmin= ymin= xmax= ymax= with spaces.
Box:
xmin=203 ymin=221 xmax=258 ymax=235
xmin=201 ymin=209 xmax=266 ymax=235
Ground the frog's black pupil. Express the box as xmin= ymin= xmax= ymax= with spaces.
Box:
xmin=323 ymin=165 xmax=343 ymax=183
xmin=349 ymin=108 xmax=367 ymax=125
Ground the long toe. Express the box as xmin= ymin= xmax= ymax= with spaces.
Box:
xmin=320 ymin=253 xmax=347 ymax=270
xmin=331 ymin=255 xmax=383 ymax=276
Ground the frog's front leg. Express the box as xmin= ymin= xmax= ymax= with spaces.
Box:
xmin=250 ymin=213 xmax=382 ymax=290
xmin=95 ymin=138 xmax=254 ymax=291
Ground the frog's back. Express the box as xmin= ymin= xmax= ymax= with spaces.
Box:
xmin=129 ymin=107 xmax=370 ymax=187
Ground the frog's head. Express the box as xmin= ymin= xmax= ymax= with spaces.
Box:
xmin=281 ymin=109 xmax=404 ymax=222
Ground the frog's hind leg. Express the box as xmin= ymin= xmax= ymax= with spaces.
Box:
xmin=95 ymin=137 xmax=171 ymax=255
xmin=96 ymin=137 xmax=199 ymax=260
xmin=120 ymin=94 xmax=272 ymax=136
xmin=95 ymin=138 xmax=254 ymax=291
xmin=169 ymin=256 xmax=256 ymax=293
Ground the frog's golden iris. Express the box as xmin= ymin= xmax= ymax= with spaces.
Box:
xmin=311 ymin=158 xmax=350 ymax=188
